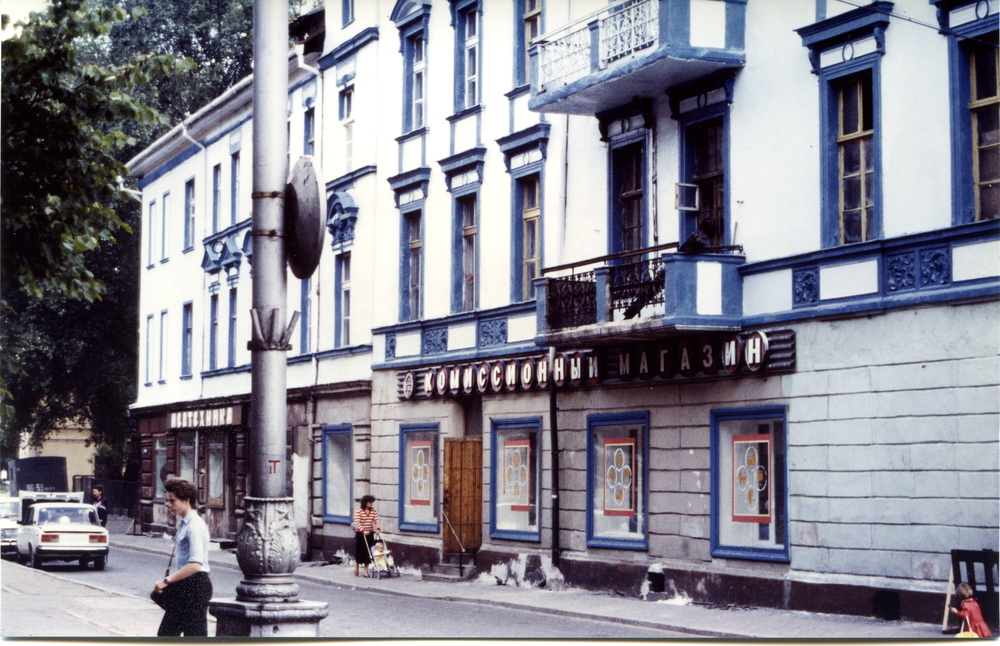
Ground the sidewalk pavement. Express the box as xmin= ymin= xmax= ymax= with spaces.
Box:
xmin=102 ymin=525 xmax=947 ymax=640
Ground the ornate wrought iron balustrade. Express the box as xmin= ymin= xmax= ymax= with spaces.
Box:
xmin=600 ymin=0 xmax=659 ymax=65
xmin=547 ymin=272 xmax=597 ymax=329
xmin=538 ymin=25 xmax=592 ymax=92
xmin=610 ymin=257 xmax=665 ymax=319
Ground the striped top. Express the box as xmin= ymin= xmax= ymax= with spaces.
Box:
xmin=353 ymin=506 xmax=381 ymax=534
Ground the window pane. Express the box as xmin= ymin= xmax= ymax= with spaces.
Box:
xmin=974 ymin=41 xmax=998 ymax=102
xmin=978 ymin=106 xmax=1000 ymax=148
xmin=179 ymin=436 xmax=194 ymax=482
xmin=590 ymin=421 xmax=645 ymax=541
xmin=843 ymin=210 xmax=862 ymax=244
xmin=841 ymin=80 xmax=859 ymax=135
xmin=402 ymin=430 xmax=437 ymax=526
xmin=155 ymin=439 xmax=167 ymax=499
xmin=843 ymin=176 xmax=862 ymax=210
xmin=208 ymin=435 xmax=224 ymax=501
xmin=495 ymin=427 xmax=538 ymax=533
xmin=324 ymin=431 xmax=351 ymax=519
xmin=842 ymin=141 xmax=861 ymax=175
xmin=980 ymin=146 xmax=1000 ymax=183
xmin=980 ymin=184 xmax=999 ymax=220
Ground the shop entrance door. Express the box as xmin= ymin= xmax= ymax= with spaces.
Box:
xmin=442 ymin=437 xmax=482 ymax=554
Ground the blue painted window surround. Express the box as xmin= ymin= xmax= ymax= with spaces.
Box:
xmin=399 ymin=423 xmax=439 ymax=532
xmin=394 ymin=1 xmax=432 ymax=133
xmin=586 ymin=411 xmax=648 ymax=550
xmin=181 ymin=302 xmax=193 ymax=377
xmin=931 ymin=0 xmax=998 ymax=224
xmin=341 ymin=0 xmax=354 ymax=28
xmin=490 ymin=417 xmax=542 ymax=542
xmin=322 ymin=425 xmax=353 ymax=523
xmin=710 ymin=406 xmax=789 ymax=562
xmin=209 ymin=294 xmax=218 ymax=371
xmin=300 ymin=278 xmax=311 ymax=355
xmin=145 ymin=314 xmax=153 ymax=385
xmin=159 ymin=310 xmax=168 ymax=382
xmin=184 ymin=178 xmax=196 ymax=251
xmin=336 ymin=253 xmax=352 ymax=348
xmin=796 ymin=2 xmax=891 ymax=248
xmin=227 ymin=287 xmax=238 ymax=368
xmin=230 ymin=152 xmax=240 ymax=226
xmin=212 ymin=164 xmax=221 ymax=234
xmin=147 ymin=200 xmax=156 ymax=268
xmin=452 ymin=0 xmax=481 ymax=112
xmin=598 ymin=102 xmax=652 ymax=256
xmin=514 ymin=0 xmax=542 ymax=88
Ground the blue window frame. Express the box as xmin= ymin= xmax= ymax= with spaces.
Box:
xmin=393 ymin=1 xmax=432 ymax=133
xmin=490 ymin=417 xmax=542 ymax=542
xmin=797 ymin=2 xmax=890 ymax=248
xmin=147 ymin=200 xmax=156 ymax=268
xmin=212 ymin=164 xmax=221 ymax=234
xmin=586 ymin=411 xmax=648 ymax=550
xmin=227 ymin=287 xmax=238 ymax=367
xmin=335 ymin=253 xmax=352 ymax=348
xmin=230 ymin=152 xmax=240 ymax=226
xmin=342 ymin=0 xmax=354 ymax=28
xmin=452 ymin=0 xmax=481 ymax=112
xmin=159 ymin=310 xmax=168 ymax=382
xmin=299 ymin=278 xmax=311 ymax=355
xmin=209 ymin=294 xmax=218 ymax=371
xmin=452 ymin=189 xmax=479 ymax=313
xmin=399 ymin=423 xmax=439 ymax=532
xmin=181 ymin=302 xmax=193 ymax=377
xmin=145 ymin=314 xmax=153 ymax=385
xmin=400 ymin=207 xmax=423 ymax=322
xmin=160 ymin=192 xmax=170 ymax=262
xmin=304 ymin=107 xmax=316 ymax=156
xmin=710 ymin=406 xmax=789 ymax=562
xmin=598 ymin=103 xmax=652 ymax=256
xmin=183 ymin=178 xmax=196 ymax=251
xmin=322 ymin=425 xmax=353 ymax=523
xmin=514 ymin=0 xmax=541 ymax=88
xmin=933 ymin=1 xmax=998 ymax=224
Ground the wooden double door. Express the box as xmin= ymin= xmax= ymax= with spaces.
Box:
xmin=442 ymin=437 xmax=482 ymax=554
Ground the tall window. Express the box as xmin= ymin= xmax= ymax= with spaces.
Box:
xmin=614 ymin=143 xmax=644 ymax=254
xmin=161 ymin=193 xmax=170 ymax=261
xmin=159 ymin=311 xmax=167 ymax=381
xmin=457 ymin=6 xmax=479 ymax=110
xmin=341 ymin=87 xmax=354 ymax=170
xmin=521 ymin=175 xmax=540 ymax=300
xmin=711 ymin=406 xmax=789 ymax=562
xmin=304 ymin=107 xmax=316 ymax=156
xmin=691 ymin=118 xmax=725 ymax=247
xmin=206 ymin=431 xmax=224 ymax=506
xmin=230 ymin=152 xmax=240 ymax=226
xmin=523 ymin=0 xmax=540 ymax=84
xmin=147 ymin=201 xmax=156 ymax=267
xmin=338 ymin=253 xmax=352 ymax=347
xmin=228 ymin=288 xmax=238 ymax=368
xmin=970 ymin=37 xmax=999 ymax=221
xmin=145 ymin=314 xmax=153 ymax=384
xmin=342 ymin=0 xmax=354 ymax=27
xmin=178 ymin=434 xmax=195 ymax=482
xmin=458 ymin=195 xmax=477 ymax=312
xmin=837 ymin=73 xmax=875 ymax=244
xmin=212 ymin=164 xmax=221 ymax=234
xmin=399 ymin=424 xmax=439 ymax=532
xmin=181 ymin=302 xmax=193 ymax=376
xmin=184 ymin=179 xmax=195 ymax=250
xmin=409 ymin=35 xmax=426 ymax=131
xmin=300 ymin=278 xmax=311 ymax=355
xmin=154 ymin=438 xmax=167 ymax=499
xmin=586 ymin=412 xmax=647 ymax=549
xmin=209 ymin=294 xmax=218 ymax=371
xmin=491 ymin=418 xmax=541 ymax=541
xmin=403 ymin=210 xmax=422 ymax=321
xmin=323 ymin=425 xmax=352 ymax=522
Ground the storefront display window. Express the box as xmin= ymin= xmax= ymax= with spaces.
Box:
xmin=155 ymin=438 xmax=167 ymax=499
xmin=178 ymin=434 xmax=195 ymax=482
xmin=207 ymin=431 xmax=224 ymax=506
xmin=322 ymin=425 xmax=352 ymax=523
xmin=399 ymin=424 xmax=439 ymax=532
xmin=491 ymin=418 xmax=541 ymax=541
xmin=711 ymin=406 xmax=789 ymax=562
xmin=586 ymin=412 xmax=648 ymax=550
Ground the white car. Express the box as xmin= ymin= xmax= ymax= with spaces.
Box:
xmin=16 ymin=502 xmax=109 ymax=570
xmin=0 ymin=497 xmax=19 ymax=558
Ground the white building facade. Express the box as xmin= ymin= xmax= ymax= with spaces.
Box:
xmin=129 ymin=0 xmax=999 ymax=622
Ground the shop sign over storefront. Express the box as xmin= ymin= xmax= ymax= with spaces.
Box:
xmin=168 ymin=405 xmax=243 ymax=429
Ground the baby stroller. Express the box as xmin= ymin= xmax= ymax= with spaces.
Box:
xmin=366 ymin=533 xmax=400 ymax=579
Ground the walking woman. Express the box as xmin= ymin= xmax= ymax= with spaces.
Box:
xmin=151 ymin=478 xmax=214 ymax=637
xmin=353 ymin=495 xmax=380 ymax=577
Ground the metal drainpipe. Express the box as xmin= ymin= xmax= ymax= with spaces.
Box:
xmin=548 ymin=346 xmax=561 ymax=568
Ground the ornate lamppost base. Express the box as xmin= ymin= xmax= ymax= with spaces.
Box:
xmin=210 ymin=599 xmax=329 ymax=637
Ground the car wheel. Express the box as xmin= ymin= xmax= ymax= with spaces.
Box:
xmin=93 ymin=554 xmax=106 ymax=571
xmin=79 ymin=556 xmax=90 ymax=569
xmin=29 ymin=545 xmax=43 ymax=569
xmin=16 ymin=548 xmax=27 ymax=566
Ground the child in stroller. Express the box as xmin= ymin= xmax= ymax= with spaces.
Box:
xmin=367 ymin=535 xmax=400 ymax=579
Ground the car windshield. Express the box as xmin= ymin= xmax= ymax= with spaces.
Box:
xmin=0 ymin=501 xmax=18 ymax=519
xmin=37 ymin=507 xmax=98 ymax=526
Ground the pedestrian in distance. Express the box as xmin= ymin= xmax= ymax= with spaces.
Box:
xmin=353 ymin=494 xmax=380 ymax=578
xmin=152 ymin=478 xmax=214 ymax=637
xmin=951 ymin=582 xmax=993 ymax=638
xmin=91 ymin=485 xmax=108 ymax=528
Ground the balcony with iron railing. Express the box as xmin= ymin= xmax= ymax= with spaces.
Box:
xmin=535 ymin=244 xmax=745 ymax=348
xmin=528 ymin=0 xmax=746 ymax=116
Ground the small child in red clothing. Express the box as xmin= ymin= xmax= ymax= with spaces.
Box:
xmin=951 ymin=583 xmax=993 ymax=638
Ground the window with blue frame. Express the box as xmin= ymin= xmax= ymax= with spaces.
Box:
xmin=304 ymin=107 xmax=316 ymax=156
xmin=599 ymin=104 xmax=651 ymax=256
xmin=453 ymin=1 xmax=480 ymax=111
xmin=936 ymin=0 xmax=998 ymax=224
xmin=399 ymin=424 xmax=439 ymax=532
xmin=401 ymin=207 xmax=423 ymax=322
xmin=515 ymin=0 xmax=541 ymax=87
xmin=586 ymin=411 xmax=648 ymax=550
xmin=710 ymin=406 xmax=788 ymax=562
xmin=336 ymin=252 xmax=351 ymax=347
xmin=212 ymin=164 xmax=221 ymax=234
xmin=300 ymin=278 xmax=311 ymax=355
xmin=517 ymin=174 xmax=541 ymax=301
xmin=147 ymin=200 xmax=156 ymax=268
xmin=230 ymin=152 xmax=240 ymax=226
xmin=183 ymin=179 xmax=195 ymax=251
xmin=159 ymin=310 xmax=168 ymax=382
xmin=342 ymin=0 xmax=354 ymax=28
xmin=160 ymin=192 xmax=170 ymax=261
xmin=498 ymin=124 xmax=549 ymax=303
xmin=491 ymin=417 xmax=541 ymax=541
xmin=181 ymin=302 xmax=193 ymax=377
xmin=209 ymin=294 xmax=218 ymax=371
xmin=797 ymin=2 xmax=890 ymax=248
xmin=145 ymin=314 xmax=153 ymax=384
xmin=455 ymin=191 xmax=478 ymax=313
xmin=323 ymin=425 xmax=352 ymax=523
xmin=227 ymin=287 xmax=238 ymax=368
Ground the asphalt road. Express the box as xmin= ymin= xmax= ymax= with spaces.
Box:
xmin=1 ymin=550 xmax=685 ymax=639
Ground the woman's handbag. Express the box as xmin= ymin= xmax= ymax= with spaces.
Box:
xmin=149 ymin=540 xmax=177 ymax=609
xmin=956 ymin=618 xmax=978 ymax=638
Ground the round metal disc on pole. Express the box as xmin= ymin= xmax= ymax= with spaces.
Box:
xmin=285 ymin=155 xmax=326 ymax=279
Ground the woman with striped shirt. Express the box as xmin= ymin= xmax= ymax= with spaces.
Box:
xmin=353 ymin=495 xmax=380 ymax=577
